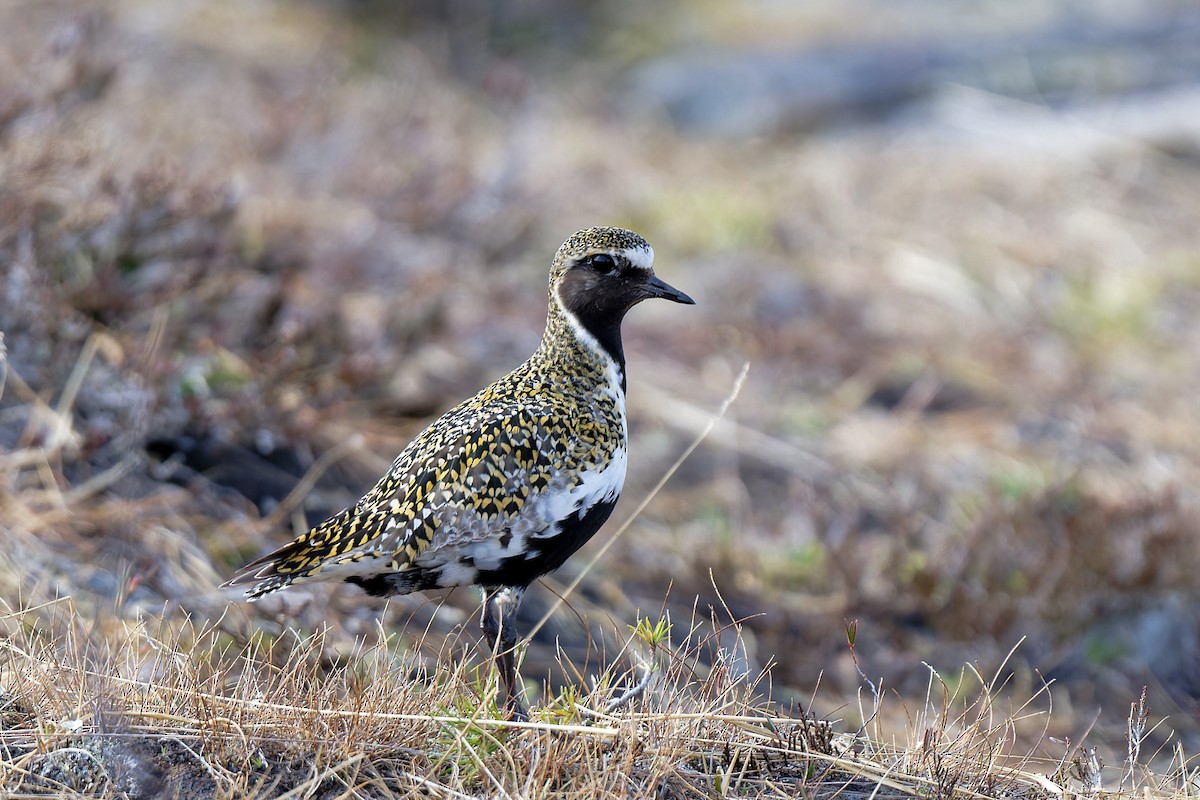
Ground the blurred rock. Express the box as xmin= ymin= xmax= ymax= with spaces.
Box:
xmin=1058 ymin=594 xmax=1200 ymax=699
xmin=631 ymin=10 xmax=1200 ymax=136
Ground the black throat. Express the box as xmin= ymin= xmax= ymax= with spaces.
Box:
xmin=564 ymin=310 xmax=627 ymax=393
xmin=575 ymin=312 xmax=625 ymax=374
xmin=554 ymin=276 xmax=633 ymax=391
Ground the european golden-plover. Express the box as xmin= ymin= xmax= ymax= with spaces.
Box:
xmin=224 ymin=226 xmax=694 ymax=719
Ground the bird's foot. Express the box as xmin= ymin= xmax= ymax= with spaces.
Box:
xmin=505 ymin=697 xmax=530 ymax=723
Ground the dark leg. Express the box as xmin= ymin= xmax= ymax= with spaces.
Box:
xmin=480 ymin=585 xmax=528 ymax=721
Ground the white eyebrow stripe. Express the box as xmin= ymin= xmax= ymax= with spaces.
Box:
xmin=619 ymin=244 xmax=654 ymax=272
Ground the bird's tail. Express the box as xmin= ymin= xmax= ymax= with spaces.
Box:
xmin=222 ymin=506 xmax=355 ymax=599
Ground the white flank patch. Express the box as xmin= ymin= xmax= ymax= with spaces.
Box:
xmin=435 ymin=560 xmax=478 ymax=587
xmin=423 ymin=501 xmax=536 ymax=571
xmin=529 ymin=444 xmax=627 ymax=546
xmin=299 ymin=550 xmax=396 ymax=582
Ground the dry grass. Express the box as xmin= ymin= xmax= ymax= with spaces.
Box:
xmin=0 ymin=593 xmax=1089 ymax=799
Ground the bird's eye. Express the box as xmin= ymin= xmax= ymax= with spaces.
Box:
xmin=589 ymin=254 xmax=617 ymax=275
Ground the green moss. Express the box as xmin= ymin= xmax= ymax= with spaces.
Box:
xmin=1050 ymin=270 xmax=1158 ymax=355
xmin=1081 ymin=632 xmax=1125 ymax=667
xmin=990 ymin=463 xmax=1045 ymax=505
xmin=763 ymin=541 xmax=828 ymax=586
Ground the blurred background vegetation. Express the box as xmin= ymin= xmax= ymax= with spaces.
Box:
xmin=4 ymin=0 xmax=1200 ymax=768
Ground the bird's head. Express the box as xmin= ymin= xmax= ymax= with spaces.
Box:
xmin=550 ymin=227 xmax=694 ymax=328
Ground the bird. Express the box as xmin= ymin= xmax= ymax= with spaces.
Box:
xmin=224 ymin=226 xmax=694 ymax=720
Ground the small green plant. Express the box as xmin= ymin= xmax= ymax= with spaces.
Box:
xmin=629 ymin=615 xmax=672 ymax=649
xmin=432 ymin=679 xmax=510 ymax=784
xmin=538 ymin=683 xmax=583 ymax=724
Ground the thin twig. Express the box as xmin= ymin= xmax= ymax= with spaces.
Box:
xmin=603 ymin=651 xmax=656 ymax=713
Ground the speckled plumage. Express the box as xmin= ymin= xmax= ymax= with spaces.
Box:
xmin=225 ymin=226 xmax=694 ymax=718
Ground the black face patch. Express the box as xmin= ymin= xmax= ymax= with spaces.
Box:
xmin=559 ymin=260 xmax=646 ymax=321
xmin=557 ymin=259 xmax=651 ymax=366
